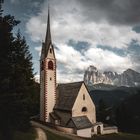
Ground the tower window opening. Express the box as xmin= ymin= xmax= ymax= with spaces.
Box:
xmin=48 ymin=61 xmax=53 ymax=70
xmin=50 ymin=48 xmax=52 ymax=53
xmin=83 ymin=94 xmax=85 ymax=100
xmin=82 ymin=107 xmax=87 ymax=112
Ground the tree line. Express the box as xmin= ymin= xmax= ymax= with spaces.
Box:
xmin=0 ymin=1 xmax=39 ymax=139
xmin=96 ymin=89 xmax=140 ymax=134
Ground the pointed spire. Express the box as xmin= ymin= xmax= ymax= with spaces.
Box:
xmin=43 ymin=6 xmax=53 ymax=57
xmin=45 ymin=7 xmax=52 ymax=46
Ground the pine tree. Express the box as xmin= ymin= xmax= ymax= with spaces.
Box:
xmin=8 ymin=31 xmax=35 ymax=129
xmin=0 ymin=2 xmax=20 ymax=139
xmin=10 ymin=31 xmax=34 ymax=93
xmin=0 ymin=2 xmax=39 ymax=139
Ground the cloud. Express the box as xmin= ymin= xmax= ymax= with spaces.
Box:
xmin=55 ymin=43 xmax=132 ymax=82
xmin=26 ymin=0 xmax=140 ymax=49
xmin=35 ymin=46 xmax=42 ymax=56
xmin=77 ymin=0 xmax=140 ymax=26
xmin=84 ymin=47 xmax=132 ymax=73
xmin=25 ymin=0 xmax=140 ymax=82
xmin=10 ymin=0 xmax=17 ymax=4
xmin=34 ymin=74 xmax=40 ymax=83
xmin=127 ymin=40 xmax=140 ymax=72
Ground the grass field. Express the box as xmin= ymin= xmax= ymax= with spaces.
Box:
xmin=91 ymin=133 xmax=140 ymax=140
xmin=13 ymin=128 xmax=71 ymax=140
xmin=6 ymin=128 xmax=140 ymax=140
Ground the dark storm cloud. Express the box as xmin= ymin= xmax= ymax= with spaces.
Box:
xmin=128 ymin=40 xmax=140 ymax=72
xmin=133 ymin=26 xmax=140 ymax=33
xmin=4 ymin=0 xmax=43 ymax=19
xmin=77 ymin=0 xmax=140 ymax=26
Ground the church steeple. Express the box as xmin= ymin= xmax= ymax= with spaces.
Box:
xmin=40 ymin=6 xmax=56 ymax=122
xmin=44 ymin=8 xmax=52 ymax=57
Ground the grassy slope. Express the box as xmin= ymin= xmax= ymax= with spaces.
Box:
xmin=13 ymin=130 xmax=36 ymax=140
xmin=13 ymin=128 xmax=71 ymax=140
xmin=46 ymin=130 xmax=71 ymax=140
xmin=12 ymin=129 xmax=140 ymax=140
xmin=91 ymin=133 xmax=140 ymax=140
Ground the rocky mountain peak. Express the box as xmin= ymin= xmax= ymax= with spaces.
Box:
xmin=84 ymin=66 xmax=140 ymax=87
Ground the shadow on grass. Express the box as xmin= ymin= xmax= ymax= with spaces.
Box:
xmin=90 ymin=133 xmax=140 ymax=140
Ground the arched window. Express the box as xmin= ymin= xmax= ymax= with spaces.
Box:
xmin=48 ymin=61 xmax=53 ymax=70
xmin=82 ymin=107 xmax=87 ymax=112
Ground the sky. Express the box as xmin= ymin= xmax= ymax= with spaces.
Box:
xmin=3 ymin=0 xmax=140 ymax=82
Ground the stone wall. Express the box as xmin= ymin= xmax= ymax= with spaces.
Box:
xmin=77 ymin=128 xmax=92 ymax=138
xmin=103 ymin=126 xmax=118 ymax=134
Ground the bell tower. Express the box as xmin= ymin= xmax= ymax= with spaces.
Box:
xmin=40 ymin=9 xmax=56 ymax=122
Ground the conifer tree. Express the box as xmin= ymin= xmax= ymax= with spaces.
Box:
xmin=0 ymin=1 xmax=39 ymax=139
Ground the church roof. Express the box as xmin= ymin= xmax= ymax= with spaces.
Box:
xmin=50 ymin=112 xmax=60 ymax=120
xmin=68 ymin=116 xmax=93 ymax=130
xmin=54 ymin=81 xmax=84 ymax=111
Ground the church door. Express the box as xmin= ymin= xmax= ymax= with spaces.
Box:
xmin=97 ymin=126 xmax=101 ymax=134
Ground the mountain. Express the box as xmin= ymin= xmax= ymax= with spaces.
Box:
xmin=84 ymin=66 xmax=140 ymax=87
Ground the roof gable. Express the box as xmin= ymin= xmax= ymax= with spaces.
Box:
xmin=72 ymin=82 xmax=95 ymax=111
xmin=72 ymin=82 xmax=96 ymax=123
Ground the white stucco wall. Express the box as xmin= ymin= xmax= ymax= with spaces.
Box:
xmin=45 ymin=48 xmax=56 ymax=122
xmin=72 ymin=83 xmax=96 ymax=123
xmin=77 ymin=128 xmax=92 ymax=138
xmin=40 ymin=44 xmax=56 ymax=122
xmin=92 ymin=123 xmax=104 ymax=135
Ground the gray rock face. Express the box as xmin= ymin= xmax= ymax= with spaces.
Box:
xmin=84 ymin=66 xmax=140 ymax=87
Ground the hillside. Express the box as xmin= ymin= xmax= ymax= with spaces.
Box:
xmin=89 ymin=86 xmax=140 ymax=107
xmin=9 ymin=128 xmax=140 ymax=140
xmin=89 ymin=86 xmax=140 ymax=133
xmin=116 ymin=92 xmax=140 ymax=133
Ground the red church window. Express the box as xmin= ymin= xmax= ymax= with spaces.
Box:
xmin=48 ymin=61 xmax=53 ymax=70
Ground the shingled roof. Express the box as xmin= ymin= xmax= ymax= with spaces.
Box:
xmin=54 ymin=81 xmax=83 ymax=111
xmin=68 ymin=116 xmax=93 ymax=130
xmin=50 ymin=112 xmax=60 ymax=120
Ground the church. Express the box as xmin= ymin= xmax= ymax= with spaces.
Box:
xmin=39 ymin=10 xmax=118 ymax=138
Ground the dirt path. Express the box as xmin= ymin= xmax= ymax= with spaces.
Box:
xmin=31 ymin=121 xmax=85 ymax=140
xmin=35 ymin=128 xmax=47 ymax=140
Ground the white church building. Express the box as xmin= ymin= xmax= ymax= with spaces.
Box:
xmin=39 ymin=10 xmax=118 ymax=138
